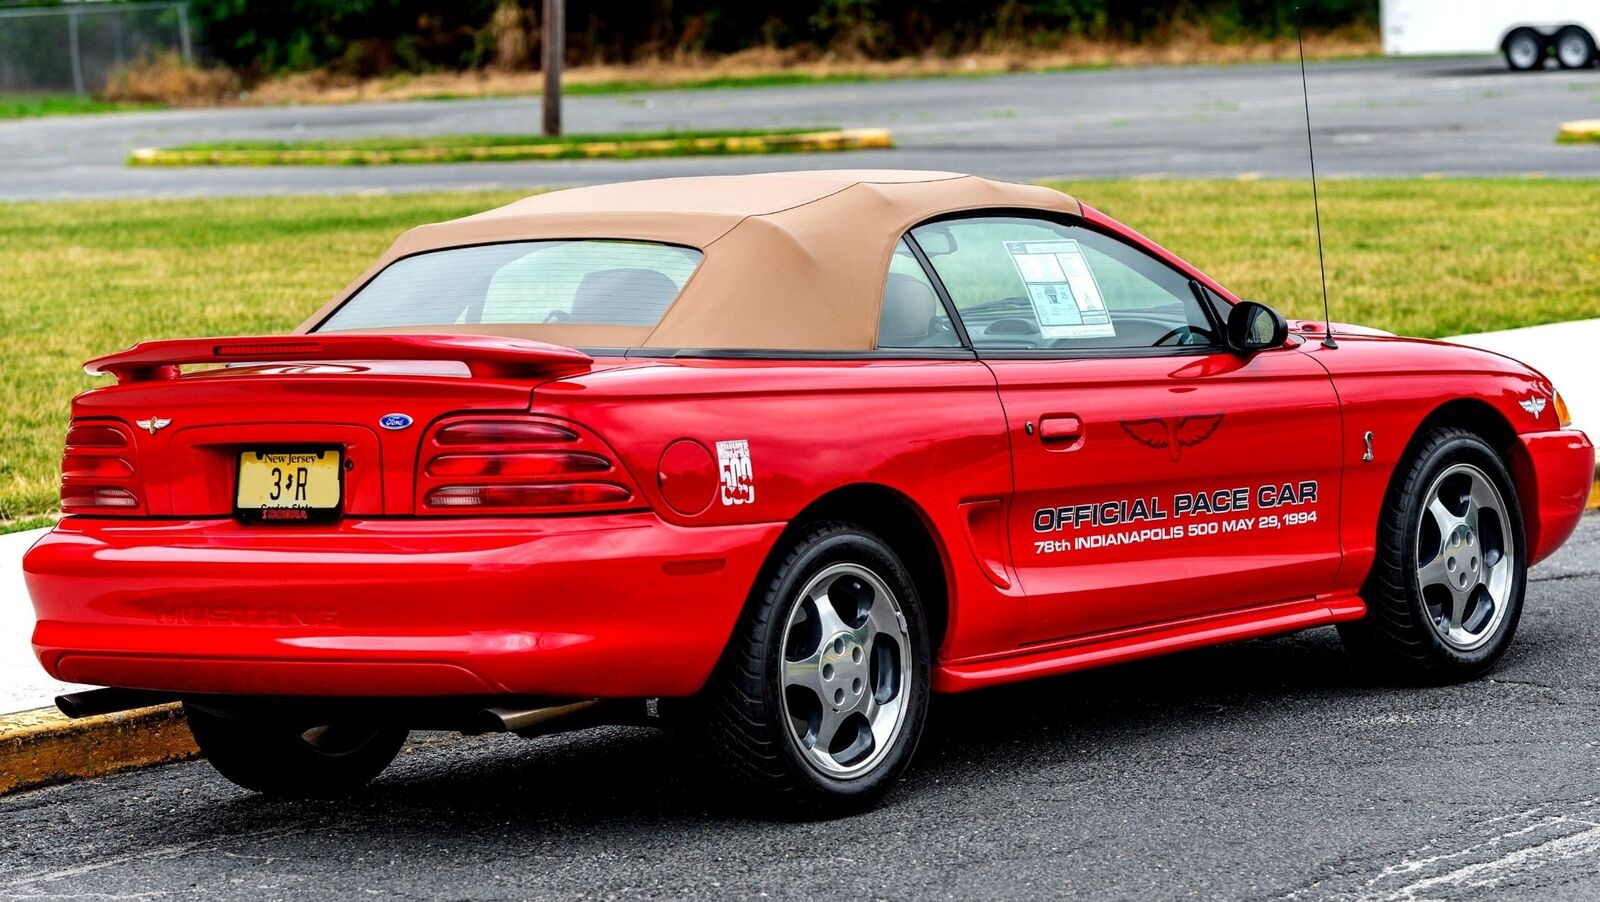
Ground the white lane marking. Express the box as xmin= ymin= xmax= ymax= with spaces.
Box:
xmin=1375 ymin=820 xmax=1600 ymax=901
xmin=1280 ymin=797 xmax=1600 ymax=900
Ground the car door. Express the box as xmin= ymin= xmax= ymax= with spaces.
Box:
xmin=909 ymin=214 xmax=1342 ymax=645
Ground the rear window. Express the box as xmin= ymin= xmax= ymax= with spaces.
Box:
xmin=316 ymin=240 xmax=703 ymax=332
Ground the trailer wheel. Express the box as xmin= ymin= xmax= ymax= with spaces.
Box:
xmin=1504 ymin=28 xmax=1546 ymax=71
xmin=1554 ymin=26 xmax=1597 ymax=69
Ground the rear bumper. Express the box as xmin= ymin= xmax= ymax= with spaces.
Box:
xmin=1515 ymin=428 xmax=1595 ymax=566
xmin=24 ymin=514 xmax=784 ymax=698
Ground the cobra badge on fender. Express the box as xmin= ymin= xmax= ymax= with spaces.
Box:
xmin=378 ymin=413 xmax=413 ymax=430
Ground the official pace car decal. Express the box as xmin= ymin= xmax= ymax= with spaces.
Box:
xmin=717 ymin=439 xmax=755 ymax=506
xmin=1119 ymin=413 xmax=1224 ymax=462
xmin=1032 ymin=479 xmax=1319 ymax=554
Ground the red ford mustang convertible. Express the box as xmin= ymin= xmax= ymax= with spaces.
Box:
xmin=24 ymin=171 xmax=1594 ymax=812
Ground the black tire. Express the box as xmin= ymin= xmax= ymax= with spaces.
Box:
xmin=1554 ymin=26 xmax=1597 ymax=69
xmin=184 ymin=703 xmax=408 ymax=798
xmin=702 ymin=521 xmax=931 ymax=817
xmin=1504 ymin=28 xmax=1547 ymax=71
xmin=1339 ymin=427 xmax=1527 ymax=682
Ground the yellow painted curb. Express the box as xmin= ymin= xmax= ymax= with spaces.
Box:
xmin=0 ymin=703 xmax=198 ymax=796
xmin=128 ymin=128 xmax=895 ymax=167
xmin=1557 ymin=120 xmax=1600 ymax=143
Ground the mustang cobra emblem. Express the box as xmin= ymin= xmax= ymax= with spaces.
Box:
xmin=135 ymin=416 xmax=171 ymax=435
xmin=1519 ymin=395 xmax=1547 ymax=419
xmin=379 ymin=413 xmax=414 ymax=431
xmin=1120 ymin=413 xmax=1225 ymax=462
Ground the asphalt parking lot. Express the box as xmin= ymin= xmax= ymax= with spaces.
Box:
xmin=2 ymin=56 xmax=1598 ymax=200
xmin=2 ymin=513 xmax=1595 ymax=900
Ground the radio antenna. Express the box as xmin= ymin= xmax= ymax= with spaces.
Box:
xmin=1296 ymin=12 xmax=1336 ymax=350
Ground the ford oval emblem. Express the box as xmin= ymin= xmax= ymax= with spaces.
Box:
xmin=379 ymin=413 xmax=413 ymax=431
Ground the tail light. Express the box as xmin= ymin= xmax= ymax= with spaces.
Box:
xmin=60 ymin=419 xmax=145 ymax=515
xmin=416 ymin=415 xmax=641 ymax=515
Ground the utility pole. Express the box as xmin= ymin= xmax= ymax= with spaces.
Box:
xmin=541 ymin=0 xmax=564 ymax=137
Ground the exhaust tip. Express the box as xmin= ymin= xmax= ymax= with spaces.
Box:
xmin=55 ymin=688 xmax=178 ymax=719
xmin=472 ymin=699 xmax=602 ymax=736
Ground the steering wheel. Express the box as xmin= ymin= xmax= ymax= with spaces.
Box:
xmin=1154 ymin=325 xmax=1217 ymax=347
xmin=1153 ymin=326 xmax=1193 ymax=347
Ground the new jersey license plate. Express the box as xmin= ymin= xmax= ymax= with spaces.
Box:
xmin=235 ymin=448 xmax=343 ymax=523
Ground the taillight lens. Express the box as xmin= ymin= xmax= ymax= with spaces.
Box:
xmin=61 ymin=485 xmax=139 ymax=511
xmin=426 ymin=451 xmax=610 ymax=478
xmin=435 ymin=421 xmax=578 ymax=445
xmin=425 ymin=483 xmax=632 ymax=509
xmin=416 ymin=415 xmax=640 ymax=515
xmin=60 ymin=418 xmax=142 ymax=515
xmin=62 ymin=454 xmax=134 ymax=479
xmin=65 ymin=424 xmax=127 ymax=448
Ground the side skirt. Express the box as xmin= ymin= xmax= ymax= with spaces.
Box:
xmin=933 ymin=594 xmax=1366 ymax=693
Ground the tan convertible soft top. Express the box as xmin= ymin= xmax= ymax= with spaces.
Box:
xmin=300 ymin=170 xmax=1082 ymax=351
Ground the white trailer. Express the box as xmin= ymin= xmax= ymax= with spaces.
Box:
xmin=1381 ymin=0 xmax=1600 ymax=70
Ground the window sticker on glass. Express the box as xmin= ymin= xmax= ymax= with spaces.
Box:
xmin=1004 ymin=239 xmax=1116 ymax=339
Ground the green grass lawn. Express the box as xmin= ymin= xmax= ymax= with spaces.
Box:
xmin=1 ymin=178 xmax=1596 ymax=519
xmin=0 ymin=94 xmax=163 ymax=120
xmin=130 ymin=127 xmax=873 ymax=165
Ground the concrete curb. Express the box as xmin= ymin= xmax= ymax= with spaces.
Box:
xmin=127 ymin=127 xmax=895 ymax=166
xmin=0 ymin=703 xmax=197 ymax=796
xmin=1557 ymin=119 xmax=1600 ymax=143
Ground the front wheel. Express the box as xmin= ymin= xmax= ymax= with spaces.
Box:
xmin=184 ymin=703 xmax=408 ymax=798
xmin=703 ymin=522 xmax=930 ymax=816
xmin=1339 ymin=427 xmax=1526 ymax=682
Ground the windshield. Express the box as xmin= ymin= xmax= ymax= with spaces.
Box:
xmin=316 ymin=240 xmax=703 ymax=332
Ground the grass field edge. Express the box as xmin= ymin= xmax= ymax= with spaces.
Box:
xmin=127 ymin=127 xmax=894 ymax=167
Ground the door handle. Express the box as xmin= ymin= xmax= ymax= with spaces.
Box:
xmin=1038 ymin=414 xmax=1084 ymax=448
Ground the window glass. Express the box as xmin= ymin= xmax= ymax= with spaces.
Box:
xmin=318 ymin=240 xmax=702 ymax=331
xmin=910 ymin=217 xmax=1219 ymax=351
xmin=876 ymin=238 xmax=960 ymax=349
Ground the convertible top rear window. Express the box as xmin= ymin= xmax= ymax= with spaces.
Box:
xmin=316 ymin=240 xmax=703 ymax=333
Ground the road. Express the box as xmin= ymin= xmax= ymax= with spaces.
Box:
xmin=2 ymin=57 xmax=1598 ymax=200
xmin=1 ymin=513 xmax=1596 ymax=899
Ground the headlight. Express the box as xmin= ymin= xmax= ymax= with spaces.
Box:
xmin=1553 ymin=390 xmax=1572 ymax=428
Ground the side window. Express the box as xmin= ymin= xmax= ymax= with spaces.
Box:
xmin=875 ymin=238 xmax=960 ymax=349
xmin=910 ymin=216 xmax=1219 ymax=351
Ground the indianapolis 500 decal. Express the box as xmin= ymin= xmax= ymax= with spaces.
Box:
xmin=1031 ymin=480 xmax=1319 ymax=554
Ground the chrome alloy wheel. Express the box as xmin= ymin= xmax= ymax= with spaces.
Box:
xmin=779 ymin=562 xmax=913 ymax=779
xmin=1415 ymin=463 xmax=1515 ymax=652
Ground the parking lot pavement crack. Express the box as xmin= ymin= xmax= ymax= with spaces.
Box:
xmin=0 ymin=820 xmax=372 ymax=891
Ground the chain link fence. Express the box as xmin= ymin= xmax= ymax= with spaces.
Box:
xmin=0 ymin=1 xmax=192 ymax=95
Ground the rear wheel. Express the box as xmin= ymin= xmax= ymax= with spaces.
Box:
xmin=1504 ymin=28 xmax=1546 ymax=71
xmin=1339 ymin=427 xmax=1526 ymax=681
xmin=703 ymin=522 xmax=930 ymax=816
xmin=184 ymin=703 xmax=408 ymax=797
xmin=1555 ymin=26 xmax=1597 ymax=69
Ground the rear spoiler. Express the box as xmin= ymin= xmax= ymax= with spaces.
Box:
xmin=84 ymin=334 xmax=594 ymax=384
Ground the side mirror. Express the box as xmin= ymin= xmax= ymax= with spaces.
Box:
xmin=913 ymin=225 xmax=957 ymax=257
xmin=1226 ymin=301 xmax=1288 ymax=353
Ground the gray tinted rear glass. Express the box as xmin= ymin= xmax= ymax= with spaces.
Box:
xmin=317 ymin=240 xmax=703 ymax=331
